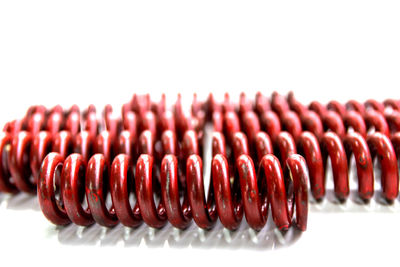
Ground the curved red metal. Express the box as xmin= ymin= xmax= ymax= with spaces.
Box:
xmin=8 ymin=92 xmax=400 ymax=237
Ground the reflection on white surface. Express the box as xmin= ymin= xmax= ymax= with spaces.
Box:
xmin=1 ymin=187 xmax=399 ymax=250
xmin=0 ymin=192 xmax=302 ymax=249
xmin=54 ymin=218 xmax=302 ymax=250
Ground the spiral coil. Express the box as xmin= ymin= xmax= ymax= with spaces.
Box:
xmin=0 ymin=94 xmax=205 ymax=194
xmin=210 ymin=92 xmax=400 ymax=203
xmin=37 ymin=126 xmax=309 ymax=231
xmin=1 ymin=91 xmax=400 ymax=234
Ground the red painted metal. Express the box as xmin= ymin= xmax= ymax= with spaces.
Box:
xmin=4 ymin=91 xmax=400 ymax=235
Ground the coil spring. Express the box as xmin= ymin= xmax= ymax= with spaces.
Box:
xmin=37 ymin=127 xmax=309 ymax=231
xmin=3 ymin=91 xmax=400 ymax=232
xmin=0 ymin=94 xmax=205 ymax=194
xmin=209 ymin=92 xmax=400 ymax=203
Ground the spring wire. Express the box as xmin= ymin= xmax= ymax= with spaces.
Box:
xmin=1 ymin=92 xmax=400 ymax=233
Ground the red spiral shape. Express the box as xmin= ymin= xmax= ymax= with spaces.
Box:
xmin=4 ymin=91 xmax=400 ymax=236
xmin=37 ymin=127 xmax=309 ymax=231
xmin=209 ymin=93 xmax=400 ymax=203
xmin=0 ymin=94 xmax=206 ymax=195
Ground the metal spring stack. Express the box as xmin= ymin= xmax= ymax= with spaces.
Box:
xmin=1 ymin=92 xmax=400 ymax=234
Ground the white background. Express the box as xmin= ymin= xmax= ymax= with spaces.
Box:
xmin=0 ymin=0 xmax=400 ymax=266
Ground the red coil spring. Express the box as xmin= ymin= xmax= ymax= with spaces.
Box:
xmin=209 ymin=92 xmax=400 ymax=203
xmin=3 ymin=91 xmax=400 ymax=233
xmin=37 ymin=123 xmax=309 ymax=231
xmin=0 ymin=94 xmax=205 ymax=194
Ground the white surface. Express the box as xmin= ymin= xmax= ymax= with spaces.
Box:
xmin=0 ymin=0 xmax=400 ymax=266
